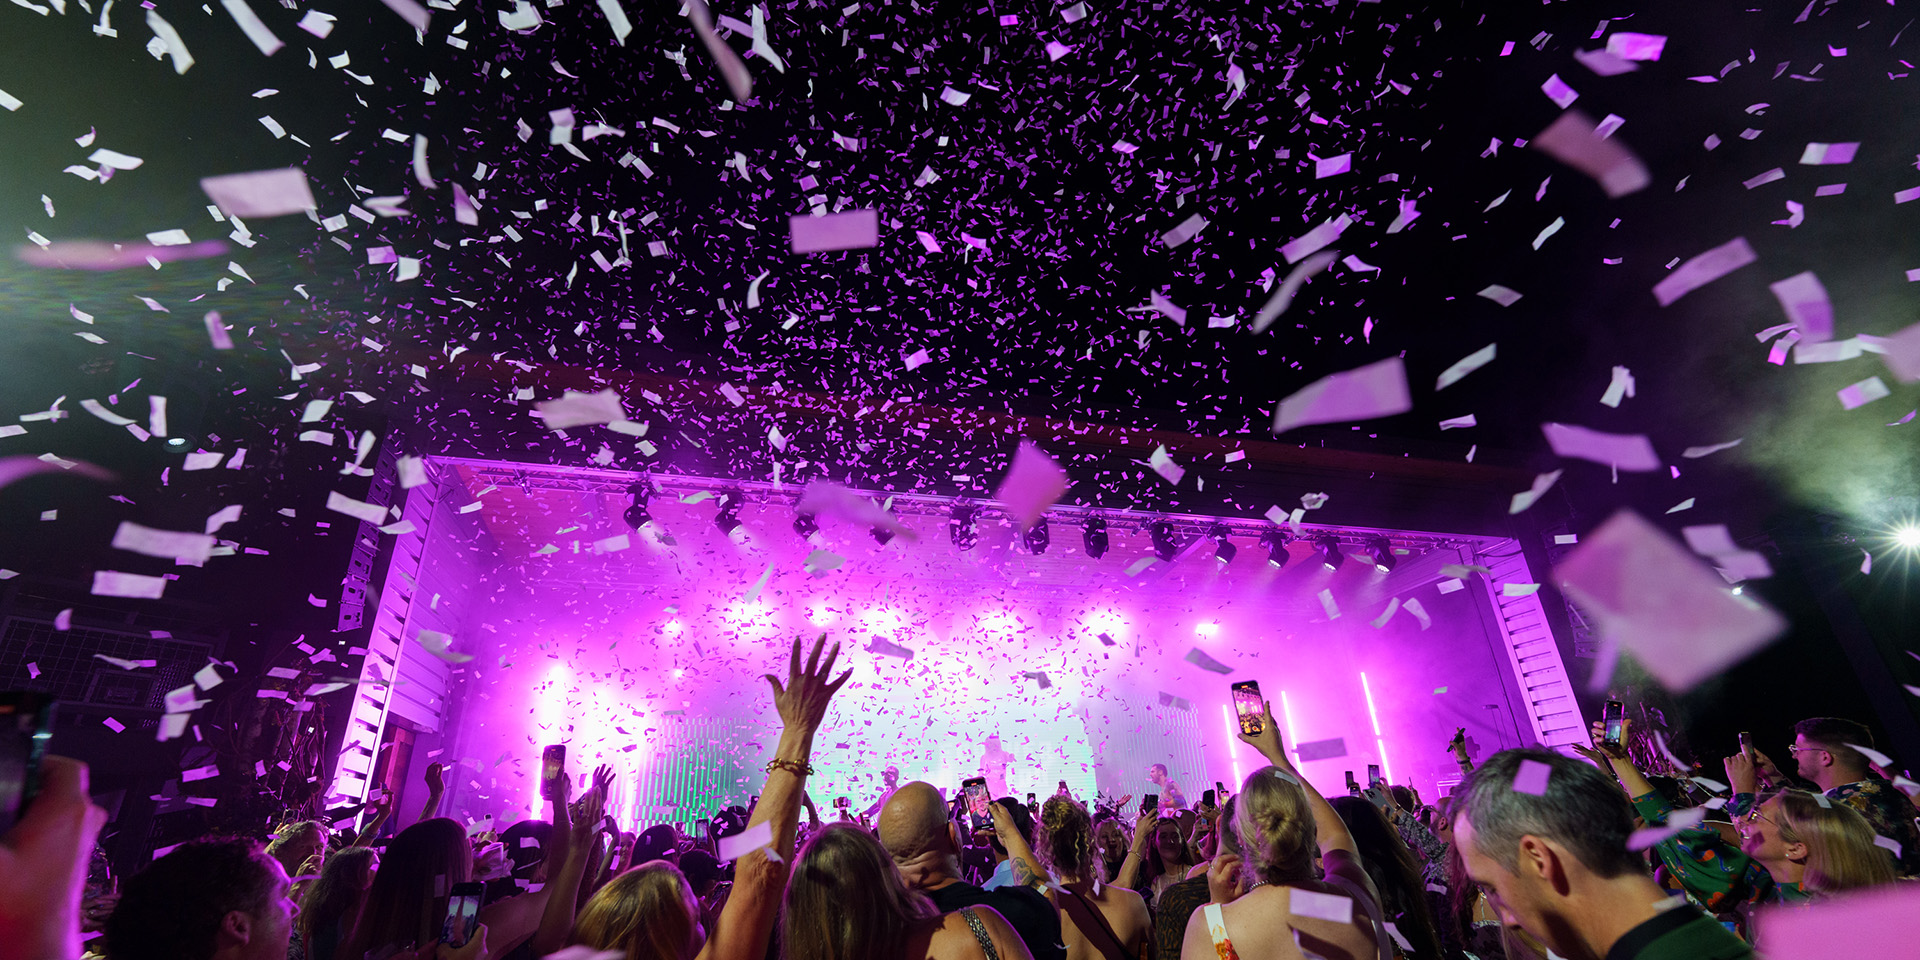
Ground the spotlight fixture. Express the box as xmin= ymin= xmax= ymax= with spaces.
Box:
xmin=794 ymin=512 xmax=820 ymax=540
xmin=1894 ymin=523 xmax=1920 ymax=551
xmin=1083 ymin=516 xmax=1109 ymax=558
xmin=1260 ymin=529 xmax=1291 ymax=568
xmin=950 ymin=504 xmax=979 ymax=550
xmin=1023 ymin=516 xmax=1050 ymax=555
xmin=871 ymin=526 xmax=896 ymax=546
xmin=1314 ymin=534 xmax=1345 ymax=572
xmin=1149 ymin=520 xmax=1179 ymax=562
xmin=1366 ymin=536 xmax=1397 ymax=573
xmin=1208 ymin=523 xmax=1237 ymax=564
xmin=622 ymin=482 xmax=652 ymax=529
xmin=713 ymin=489 xmax=744 ymax=535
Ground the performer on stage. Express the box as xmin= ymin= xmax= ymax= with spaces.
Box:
xmin=980 ymin=735 xmax=1014 ymax=797
xmin=862 ymin=765 xmax=901 ymax=818
xmin=1147 ymin=762 xmax=1187 ymax=812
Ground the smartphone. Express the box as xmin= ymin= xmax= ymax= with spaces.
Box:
xmin=1344 ymin=771 xmax=1360 ymax=796
xmin=833 ymin=796 xmax=850 ymax=809
xmin=961 ymin=777 xmax=992 ymax=832
xmin=696 ymin=818 xmax=713 ymax=847
xmin=1738 ymin=731 xmax=1753 ymax=754
xmin=1367 ymin=764 xmax=1382 ymax=787
xmin=0 ymin=693 xmax=56 ymax=836
xmin=1026 ymin=792 xmax=1036 ymax=808
xmin=1230 ymin=680 xmax=1264 ymax=736
xmin=1601 ymin=700 xmax=1625 ymax=749
xmin=1141 ymin=793 xmax=1158 ymax=815
xmin=540 ymin=745 xmax=566 ymax=802
xmin=1200 ymin=789 xmax=1216 ymax=809
xmin=441 ymin=881 xmax=484 ymax=945
xmin=1215 ymin=780 xmax=1226 ymax=799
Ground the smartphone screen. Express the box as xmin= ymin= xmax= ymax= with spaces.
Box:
xmin=1344 ymin=771 xmax=1359 ymax=795
xmin=1230 ymin=680 xmax=1264 ymax=736
xmin=1366 ymin=764 xmax=1381 ymax=786
xmin=1738 ymin=731 xmax=1753 ymax=753
xmin=441 ymin=882 xmax=484 ymax=945
xmin=961 ymin=777 xmax=991 ymax=832
xmin=1214 ymin=780 xmax=1226 ymax=798
xmin=1200 ymin=789 xmax=1216 ymax=809
xmin=0 ymin=693 xmax=56 ymax=836
xmin=1602 ymin=700 xmax=1625 ymax=747
xmin=540 ymin=745 xmax=566 ymax=801
xmin=1026 ymin=793 xmax=1036 ymax=808
xmin=1141 ymin=793 xmax=1158 ymax=815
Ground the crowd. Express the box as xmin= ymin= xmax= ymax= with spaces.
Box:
xmin=3 ymin=635 xmax=1917 ymax=960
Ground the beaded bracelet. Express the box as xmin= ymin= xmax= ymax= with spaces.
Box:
xmin=765 ymin=758 xmax=815 ymax=776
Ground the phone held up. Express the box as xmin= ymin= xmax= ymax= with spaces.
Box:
xmin=833 ymin=796 xmax=850 ymax=809
xmin=1366 ymin=764 xmax=1381 ymax=787
xmin=1141 ymin=793 xmax=1158 ymax=816
xmin=1601 ymin=700 xmax=1626 ymax=750
xmin=1230 ymin=680 xmax=1264 ymax=737
xmin=441 ymin=881 xmax=485 ymax=946
xmin=1200 ymin=789 xmax=1217 ymax=809
xmin=961 ymin=776 xmax=992 ymax=832
xmin=539 ymin=744 xmax=566 ymax=802
xmin=0 ymin=692 xmax=56 ymax=836
xmin=1344 ymin=770 xmax=1360 ymax=796
xmin=1738 ymin=731 xmax=1753 ymax=754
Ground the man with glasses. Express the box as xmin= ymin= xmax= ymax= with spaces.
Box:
xmin=1763 ymin=717 xmax=1920 ymax=876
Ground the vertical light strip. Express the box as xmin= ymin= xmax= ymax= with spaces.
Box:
xmin=1359 ymin=672 xmax=1392 ymax=784
xmin=1221 ymin=704 xmax=1244 ymax=786
xmin=1359 ymin=672 xmax=1383 ymax=736
xmin=1278 ymin=690 xmax=1299 ymax=760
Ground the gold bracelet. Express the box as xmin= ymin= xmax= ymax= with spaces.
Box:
xmin=765 ymin=758 xmax=814 ymax=776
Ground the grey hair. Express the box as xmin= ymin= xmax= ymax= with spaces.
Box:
xmin=1454 ymin=749 xmax=1644 ymax=879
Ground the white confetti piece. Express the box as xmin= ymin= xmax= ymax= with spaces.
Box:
xmin=1837 ymin=377 xmax=1890 ymax=410
xmin=1477 ymin=285 xmax=1523 ymax=306
xmin=112 ymin=522 xmax=215 ymax=563
xmin=146 ymin=9 xmax=195 ymax=73
xmin=220 ymin=0 xmax=285 ymax=55
xmin=1799 ymin=142 xmax=1859 ymax=165
xmin=1542 ymin=422 xmax=1660 ymax=472
xmin=1509 ymin=470 xmax=1563 ymax=515
xmin=1530 ymin=110 xmax=1649 ymax=198
xmin=1280 ymin=213 xmax=1352 ymax=264
xmin=1252 ymin=250 xmax=1336 ymax=334
xmin=0 ymin=88 xmax=22 ymax=111
xmin=789 ymin=209 xmax=878 ymax=254
xmin=91 ymin=570 xmax=168 ymax=599
xmin=535 ymin=388 xmax=627 ymax=429
xmin=326 ymin=491 xmax=388 ymax=525
xmin=1272 ymin=357 xmax=1412 ymax=434
xmin=1436 ymin=343 xmax=1496 ymax=389
xmin=1161 ymin=213 xmax=1210 ymax=248
xmin=718 ymin=820 xmax=774 ymax=861
xmin=1654 ymin=237 xmax=1758 ymax=306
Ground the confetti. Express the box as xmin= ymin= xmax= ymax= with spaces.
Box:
xmin=1271 ymin=357 xmax=1412 ymax=435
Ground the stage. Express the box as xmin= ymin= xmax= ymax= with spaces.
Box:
xmin=323 ymin=455 xmax=1588 ymax=831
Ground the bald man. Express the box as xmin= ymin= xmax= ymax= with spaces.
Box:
xmin=879 ymin=782 xmax=1066 ymax=960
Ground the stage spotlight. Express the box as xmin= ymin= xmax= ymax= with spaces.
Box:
xmin=871 ymin=526 xmax=896 ymax=546
xmin=1208 ymin=523 xmax=1237 ymax=564
xmin=1083 ymin=516 xmax=1109 ymax=558
xmin=622 ymin=482 xmax=652 ymax=529
xmin=1314 ymin=534 xmax=1345 ymax=572
xmin=1023 ymin=516 xmax=1050 ymax=554
xmin=1895 ymin=523 xmax=1920 ymax=551
xmin=950 ymin=504 xmax=979 ymax=550
xmin=1260 ymin=529 xmax=1291 ymax=568
xmin=713 ymin=489 xmax=745 ymax=535
xmin=1366 ymin=536 xmax=1396 ymax=573
xmin=794 ymin=512 xmax=820 ymax=540
xmin=1149 ymin=520 xmax=1179 ymax=562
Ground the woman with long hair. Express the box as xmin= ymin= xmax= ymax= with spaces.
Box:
xmin=1032 ymin=798 xmax=1151 ymax=960
xmin=1090 ymin=818 xmax=1129 ymax=884
xmin=573 ymin=862 xmax=706 ymax=960
xmin=1181 ymin=701 xmax=1390 ymax=960
xmin=1327 ymin=796 xmax=1444 ymax=959
xmin=340 ymin=818 xmax=474 ymax=960
xmin=1112 ymin=809 xmax=1192 ymax=909
xmin=783 ymin=822 xmax=1033 ymax=960
xmin=298 ymin=847 xmax=376 ymax=960
xmin=1748 ymin=789 xmax=1898 ymax=895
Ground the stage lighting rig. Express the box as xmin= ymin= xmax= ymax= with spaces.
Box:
xmin=1149 ymin=520 xmax=1179 ymax=562
xmin=1209 ymin=523 xmax=1236 ymax=564
xmin=950 ymin=504 xmax=979 ymax=550
xmin=1260 ymin=529 xmax=1291 ymax=568
xmin=794 ymin=511 xmax=820 ymax=541
xmin=872 ymin=526 xmax=896 ymax=545
xmin=1366 ymin=536 xmax=1397 ymax=573
xmin=622 ymin=482 xmax=652 ymax=529
xmin=1083 ymin=516 xmax=1109 ymax=558
xmin=713 ymin=489 xmax=745 ymax=535
xmin=1023 ymin=516 xmax=1050 ymax=554
xmin=1314 ymin=534 xmax=1345 ymax=572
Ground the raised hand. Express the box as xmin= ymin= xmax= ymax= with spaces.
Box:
xmin=764 ymin=633 xmax=853 ymax=733
xmin=1131 ymin=807 xmax=1159 ymax=854
xmin=1587 ymin=719 xmax=1632 ymax=761
xmin=1723 ymin=751 xmax=1759 ymax=795
xmin=592 ymin=764 xmax=614 ymax=796
xmin=1206 ymin=851 xmax=1244 ymax=905
xmin=571 ymin=782 xmax=606 ymax=845
xmin=424 ymin=761 xmax=445 ymax=794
